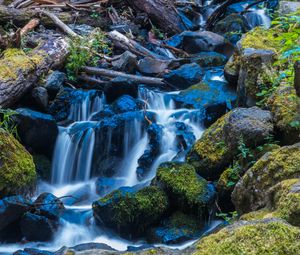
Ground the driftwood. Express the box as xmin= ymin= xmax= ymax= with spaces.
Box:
xmin=294 ymin=61 xmax=300 ymax=97
xmin=108 ymin=30 xmax=166 ymax=60
xmin=127 ymin=0 xmax=186 ymax=35
xmin=0 ymin=37 xmax=68 ymax=108
xmin=0 ymin=5 xmax=110 ymax=28
xmin=82 ymin=66 xmax=165 ymax=86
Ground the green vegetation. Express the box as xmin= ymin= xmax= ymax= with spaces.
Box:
xmin=194 ymin=220 xmax=300 ymax=255
xmin=0 ymin=109 xmax=18 ymax=137
xmin=66 ymin=29 xmax=111 ymax=81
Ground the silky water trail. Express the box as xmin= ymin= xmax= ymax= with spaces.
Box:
xmin=0 ymin=71 xmax=226 ymax=253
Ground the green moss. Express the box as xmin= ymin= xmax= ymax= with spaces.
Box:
xmin=240 ymin=209 xmax=274 ymax=221
xmin=0 ymin=128 xmax=36 ymax=196
xmin=194 ymin=220 xmax=300 ymax=255
xmin=156 ymin=162 xmax=211 ymax=214
xmin=0 ymin=48 xmax=43 ymax=81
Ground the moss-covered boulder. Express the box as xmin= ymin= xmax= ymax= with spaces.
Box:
xmin=156 ymin=162 xmax=216 ymax=215
xmin=193 ymin=219 xmax=300 ymax=255
xmin=267 ymin=83 xmax=300 ymax=144
xmin=92 ymin=186 xmax=168 ymax=238
xmin=232 ymin=143 xmax=300 ymax=214
xmin=0 ymin=128 xmax=36 ymax=197
xmin=187 ymin=107 xmax=273 ymax=179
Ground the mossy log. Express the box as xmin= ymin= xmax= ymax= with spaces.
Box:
xmin=0 ymin=6 xmax=109 ymax=28
xmin=128 ymin=0 xmax=186 ymax=35
xmin=0 ymin=37 xmax=68 ymax=107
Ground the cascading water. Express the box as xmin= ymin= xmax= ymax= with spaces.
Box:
xmin=244 ymin=8 xmax=271 ymax=28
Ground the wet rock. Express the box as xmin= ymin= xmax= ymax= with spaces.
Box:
xmin=195 ymin=218 xmax=300 ymax=255
xmin=111 ymin=51 xmax=137 ymax=73
xmin=232 ymin=143 xmax=300 ymax=214
xmin=104 ymin=77 xmax=139 ymax=103
xmin=187 ymin=107 xmax=274 ymax=179
xmin=63 ymin=185 xmax=91 ymax=206
xmin=224 ymin=54 xmax=239 ymax=86
xmin=93 ymin=186 xmax=168 ymax=238
xmin=163 ymin=63 xmax=204 ymax=89
xmin=30 ymin=87 xmax=49 ymax=111
xmin=213 ymin=14 xmax=250 ymax=44
xmin=95 ymin=177 xmax=124 ymax=196
xmin=156 ymin=162 xmax=216 ymax=214
xmin=0 ymin=196 xmax=31 ymax=231
xmin=32 ymin=154 xmax=52 ymax=181
xmin=13 ymin=108 xmax=58 ymax=156
xmin=34 ymin=193 xmax=65 ymax=220
xmin=192 ymin=52 xmax=227 ymax=68
xmin=20 ymin=212 xmax=59 ymax=241
xmin=111 ymin=95 xmax=144 ymax=114
xmin=279 ymin=1 xmax=300 ymax=15
xmin=174 ymin=122 xmax=196 ymax=154
xmin=180 ymin=31 xmax=235 ymax=57
xmin=137 ymin=57 xmax=172 ymax=75
xmin=147 ymin=211 xmax=203 ymax=244
xmin=0 ymin=129 xmax=36 ymax=197
xmin=14 ymin=248 xmax=54 ymax=255
xmin=45 ymin=71 xmax=66 ymax=100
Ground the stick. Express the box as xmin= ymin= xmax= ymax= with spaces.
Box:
xmin=82 ymin=66 xmax=165 ymax=86
xmin=38 ymin=10 xmax=81 ymax=38
xmin=20 ymin=18 xmax=40 ymax=36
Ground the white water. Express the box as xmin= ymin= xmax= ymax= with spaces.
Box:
xmin=244 ymin=8 xmax=271 ymax=29
xmin=1 ymin=86 xmax=214 ymax=254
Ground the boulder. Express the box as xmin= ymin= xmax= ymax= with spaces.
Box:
xmin=30 ymin=87 xmax=49 ymax=111
xmin=156 ymin=162 xmax=216 ymax=215
xmin=137 ymin=57 xmax=172 ymax=75
xmin=187 ymin=107 xmax=273 ymax=179
xmin=0 ymin=128 xmax=36 ymax=197
xmin=180 ymin=31 xmax=235 ymax=57
xmin=163 ymin=63 xmax=204 ymax=89
xmin=232 ymin=143 xmax=300 ymax=214
xmin=45 ymin=71 xmax=66 ymax=100
xmin=92 ymin=186 xmax=169 ymax=238
xmin=34 ymin=193 xmax=64 ymax=220
xmin=191 ymin=52 xmax=227 ymax=68
xmin=267 ymin=84 xmax=300 ymax=145
xmin=0 ymin=196 xmax=30 ymax=231
xmin=111 ymin=51 xmax=137 ymax=73
xmin=279 ymin=1 xmax=300 ymax=15
xmin=111 ymin=95 xmax=144 ymax=114
xmin=32 ymin=154 xmax=52 ymax=181
xmin=13 ymin=108 xmax=58 ymax=156
xmin=63 ymin=185 xmax=91 ymax=206
xmin=14 ymin=248 xmax=54 ymax=255
xmin=194 ymin=219 xmax=300 ymax=255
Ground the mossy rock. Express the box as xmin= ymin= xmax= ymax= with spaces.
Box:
xmin=0 ymin=128 xmax=36 ymax=197
xmin=156 ymin=162 xmax=216 ymax=215
xmin=92 ymin=186 xmax=169 ymax=238
xmin=232 ymin=143 xmax=300 ymax=214
xmin=267 ymin=83 xmax=300 ymax=144
xmin=187 ymin=107 xmax=273 ymax=180
xmin=193 ymin=218 xmax=300 ymax=255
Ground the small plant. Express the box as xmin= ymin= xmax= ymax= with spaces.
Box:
xmin=225 ymin=161 xmax=242 ymax=188
xmin=0 ymin=109 xmax=18 ymax=137
xmin=66 ymin=29 xmax=111 ymax=81
xmin=216 ymin=211 xmax=238 ymax=224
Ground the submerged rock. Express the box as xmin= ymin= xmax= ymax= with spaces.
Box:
xmin=13 ymin=108 xmax=58 ymax=156
xmin=92 ymin=186 xmax=169 ymax=238
xmin=187 ymin=107 xmax=273 ymax=179
xmin=156 ymin=162 xmax=216 ymax=215
xmin=232 ymin=143 xmax=300 ymax=214
xmin=194 ymin=219 xmax=300 ymax=255
xmin=0 ymin=128 xmax=36 ymax=197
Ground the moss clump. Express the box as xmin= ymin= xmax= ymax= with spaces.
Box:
xmin=93 ymin=186 xmax=168 ymax=236
xmin=240 ymin=209 xmax=274 ymax=221
xmin=0 ymin=49 xmax=43 ymax=81
xmin=267 ymin=83 xmax=300 ymax=144
xmin=187 ymin=114 xmax=230 ymax=179
xmin=156 ymin=162 xmax=214 ymax=214
xmin=0 ymin=128 xmax=36 ymax=197
xmin=194 ymin=219 xmax=300 ymax=255
xmin=232 ymin=143 xmax=300 ymax=214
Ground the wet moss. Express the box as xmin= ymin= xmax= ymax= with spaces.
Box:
xmin=0 ymin=128 xmax=36 ymax=196
xmin=194 ymin=220 xmax=300 ymax=255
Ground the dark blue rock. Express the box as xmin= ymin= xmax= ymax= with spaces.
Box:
xmin=30 ymin=87 xmax=49 ymax=112
xmin=34 ymin=193 xmax=64 ymax=220
xmin=20 ymin=212 xmax=59 ymax=241
xmin=45 ymin=71 xmax=66 ymax=100
xmin=192 ymin=52 xmax=227 ymax=67
xmin=164 ymin=63 xmax=204 ymax=89
xmin=14 ymin=248 xmax=54 ymax=255
xmin=0 ymin=196 xmax=31 ymax=231
xmin=63 ymin=185 xmax=91 ymax=206
xmin=112 ymin=95 xmax=144 ymax=114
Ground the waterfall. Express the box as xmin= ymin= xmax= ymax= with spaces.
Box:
xmin=51 ymin=91 xmax=105 ymax=185
xmin=244 ymin=8 xmax=271 ymax=29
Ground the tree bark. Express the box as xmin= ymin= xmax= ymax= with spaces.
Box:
xmin=0 ymin=5 xmax=110 ymax=28
xmin=294 ymin=61 xmax=300 ymax=97
xmin=0 ymin=37 xmax=68 ymax=108
xmin=127 ymin=0 xmax=186 ymax=35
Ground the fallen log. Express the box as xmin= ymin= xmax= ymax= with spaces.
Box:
xmin=108 ymin=30 xmax=166 ymax=60
xmin=81 ymin=66 xmax=165 ymax=86
xmin=294 ymin=61 xmax=300 ymax=97
xmin=0 ymin=37 xmax=68 ymax=108
xmin=127 ymin=0 xmax=187 ymax=35
xmin=0 ymin=5 xmax=109 ymax=28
